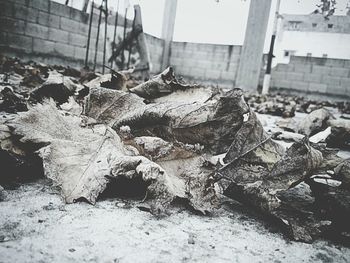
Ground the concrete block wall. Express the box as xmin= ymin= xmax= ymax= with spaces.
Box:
xmin=0 ymin=0 xmax=128 ymax=69
xmin=144 ymin=34 xmax=164 ymax=74
xmin=169 ymin=42 xmax=241 ymax=87
xmin=268 ymin=56 xmax=350 ymax=98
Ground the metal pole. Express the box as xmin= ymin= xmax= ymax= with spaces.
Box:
xmin=127 ymin=8 xmax=136 ymax=69
xmin=121 ymin=7 xmax=128 ymax=69
xmin=85 ymin=0 xmax=94 ymax=68
xmin=111 ymin=0 xmax=120 ymax=68
xmin=102 ymin=0 xmax=108 ymax=74
xmin=93 ymin=3 xmax=103 ymax=71
xmin=262 ymin=0 xmax=281 ymax=95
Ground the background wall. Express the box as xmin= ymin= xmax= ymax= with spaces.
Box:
xmin=0 ymin=0 xmax=349 ymax=98
xmin=266 ymin=56 xmax=350 ymax=97
xmin=169 ymin=42 xmax=241 ymax=88
xmin=0 ymin=0 xmax=132 ymax=69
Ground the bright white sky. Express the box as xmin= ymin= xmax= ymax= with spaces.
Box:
xmin=60 ymin=0 xmax=349 ymax=45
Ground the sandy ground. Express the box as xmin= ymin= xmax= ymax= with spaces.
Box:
xmin=0 ymin=179 xmax=350 ymax=263
xmin=1 ymin=112 xmax=350 ymax=263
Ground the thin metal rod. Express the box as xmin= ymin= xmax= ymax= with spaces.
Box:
xmin=266 ymin=0 xmax=281 ymax=75
xmin=127 ymin=8 xmax=136 ymax=69
xmin=85 ymin=0 xmax=94 ymax=68
xmin=121 ymin=7 xmax=128 ymax=69
xmin=93 ymin=3 xmax=103 ymax=71
xmin=262 ymin=0 xmax=281 ymax=95
xmin=102 ymin=0 xmax=108 ymax=74
xmin=111 ymin=0 xmax=120 ymax=68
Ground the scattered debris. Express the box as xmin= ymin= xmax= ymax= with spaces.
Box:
xmin=1 ymin=56 xmax=350 ymax=245
xmin=29 ymin=71 xmax=79 ymax=104
xmin=0 ymin=86 xmax=27 ymax=113
xmin=85 ymin=72 xmax=127 ymax=91
xmin=297 ymin=108 xmax=334 ymax=136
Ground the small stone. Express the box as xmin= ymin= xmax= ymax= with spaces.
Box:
xmin=188 ymin=234 xmax=195 ymax=245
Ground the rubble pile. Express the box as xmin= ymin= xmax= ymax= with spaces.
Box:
xmin=245 ymin=93 xmax=350 ymax=117
xmin=1 ymin=56 xmax=350 ymax=244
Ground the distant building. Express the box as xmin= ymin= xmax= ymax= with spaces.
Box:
xmin=274 ymin=12 xmax=350 ymax=65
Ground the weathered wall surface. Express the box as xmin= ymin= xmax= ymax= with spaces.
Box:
xmin=144 ymin=34 xmax=164 ymax=74
xmin=0 ymin=0 xmax=133 ymax=69
xmin=0 ymin=0 xmax=99 ymax=68
xmin=170 ymin=42 xmax=241 ymax=87
xmin=267 ymin=56 xmax=350 ymax=98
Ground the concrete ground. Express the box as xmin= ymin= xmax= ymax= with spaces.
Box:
xmin=0 ymin=179 xmax=349 ymax=263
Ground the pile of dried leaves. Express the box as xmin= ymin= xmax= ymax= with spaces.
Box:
xmin=1 ymin=56 xmax=350 ymax=244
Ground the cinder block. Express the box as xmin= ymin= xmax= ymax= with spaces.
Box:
xmin=49 ymin=14 xmax=60 ymax=28
xmin=227 ymin=62 xmax=238 ymax=72
xmin=6 ymin=32 xmax=32 ymax=51
xmin=60 ymin=17 xmax=85 ymax=35
xmin=48 ymin=28 xmax=69 ymax=44
xmin=176 ymin=66 xmax=191 ymax=76
xmin=322 ymin=75 xmax=341 ymax=86
xmin=220 ymin=71 xmax=236 ymax=81
xmin=286 ymin=72 xmax=304 ymax=81
xmin=272 ymin=79 xmax=291 ymax=89
xmin=68 ymin=32 xmax=87 ymax=47
xmin=199 ymin=60 xmax=214 ymax=70
xmin=311 ymin=65 xmax=332 ymax=75
xmin=293 ymin=64 xmax=312 ymax=73
xmin=70 ymin=8 xmax=89 ymax=23
xmin=303 ymin=73 xmax=322 ymax=83
xmin=37 ymin=12 xmax=60 ymax=29
xmin=324 ymin=59 xmax=345 ymax=68
xmin=210 ymin=61 xmax=226 ymax=71
xmin=330 ymin=67 xmax=350 ymax=78
xmin=232 ymin=45 xmax=242 ymax=54
xmin=211 ymin=51 xmax=227 ymax=60
xmin=0 ymin=1 xmax=14 ymax=18
xmin=271 ymin=71 xmax=286 ymax=80
xmin=192 ymin=51 xmax=207 ymax=60
xmin=25 ymin=22 xmax=49 ymax=39
xmin=74 ymin=46 xmax=86 ymax=60
xmin=31 ymin=0 xmax=50 ymax=12
xmin=275 ymin=63 xmax=294 ymax=72
xmin=13 ymin=4 xmax=39 ymax=23
xmin=0 ymin=17 xmax=26 ymax=34
xmin=182 ymin=59 xmax=197 ymax=68
xmin=344 ymin=60 xmax=350 ymax=69
xmin=205 ymin=69 xmax=221 ymax=80
xmin=78 ymin=23 xmax=88 ymax=35
xmin=50 ymin=2 xmax=71 ymax=18
xmin=289 ymin=81 xmax=308 ymax=91
xmin=9 ymin=0 xmax=26 ymax=5
xmin=213 ymin=45 xmax=227 ymax=53
xmin=229 ymin=54 xmax=240 ymax=63
xmin=308 ymin=82 xmax=327 ymax=93
xmin=33 ymin=38 xmax=55 ymax=54
xmin=54 ymin=42 xmax=74 ymax=58
xmin=37 ymin=11 xmax=49 ymax=26
xmin=326 ymin=84 xmax=347 ymax=96
xmin=169 ymin=57 xmax=182 ymax=67
xmin=340 ymin=78 xmax=350 ymax=88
